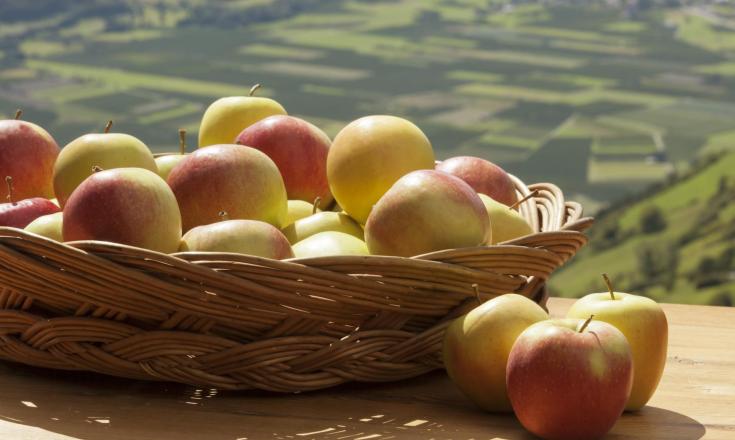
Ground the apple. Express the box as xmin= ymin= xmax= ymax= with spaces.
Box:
xmin=0 ymin=176 xmax=60 ymax=228
xmin=478 ymin=194 xmax=534 ymax=244
xmin=365 ymin=170 xmax=489 ymax=257
xmin=0 ymin=109 xmax=59 ymax=200
xmin=167 ymin=144 xmax=287 ymax=232
xmin=507 ymin=317 xmax=633 ymax=440
xmin=155 ymin=129 xmax=188 ymax=180
xmin=285 ymin=199 xmax=319 ymax=227
xmin=180 ymin=217 xmax=293 ymax=259
xmin=63 ymin=168 xmax=182 ymax=253
xmin=24 ymin=212 xmax=63 ymax=241
xmin=236 ymin=115 xmax=332 ymax=205
xmin=292 ymin=231 xmax=368 ymax=258
xmin=53 ymin=121 xmax=158 ymax=207
xmin=566 ymin=274 xmax=668 ymax=411
xmin=199 ymin=84 xmax=286 ymax=147
xmin=327 ymin=115 xmax=435 ymax=224
xmin=436 ymin=156 xmax=518 ymax=207
xmin=282 ymin=210 xmax=363 ymax=244
xmin=443 ymin=293 xmax=548 ymax=412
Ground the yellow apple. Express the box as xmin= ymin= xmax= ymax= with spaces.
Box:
xmin=180 ymin=219 xmax=293 ymax=259
xmin=285 ymin=199 xmax=319 ymax=227
xmin=24 ymin=212 xmax=63 ymax=241
xmin=282 ymin=211 xmax=363 ymax=244
xmin=478 ymin=194 xmax=533 ymax=244
xmin=292 ymin=231 xmax=368 ymax=258
xmin=198 ymin=85 xmax=286 ymax=147
xmin=53 ymin=121 xmax=157 ymax=207
xmin=443 ymin=293 xmax=548 ymax=412
xmin=155 ymin=129 xmax=188 ymax=180
xmin=327 ymin=115 xmax=435 ymax=224
xmin=566 ymin=274 xmax=668 ymax=411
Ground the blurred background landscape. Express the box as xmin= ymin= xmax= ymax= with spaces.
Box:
xmin=1 ymin=0 xmax=733 ymax=305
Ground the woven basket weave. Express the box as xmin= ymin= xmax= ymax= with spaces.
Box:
xmin=0 ymin=177 xmax=592 ymax=392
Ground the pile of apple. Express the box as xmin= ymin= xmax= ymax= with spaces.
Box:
xmin=0 ymin=86 xmax=535 ymax=260
xmin=444 ymin=274 xmax=668 ymax=440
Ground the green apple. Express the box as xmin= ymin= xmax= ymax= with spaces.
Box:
xmin=198 ymin=84 xmax=286 ymax=147
xmin=180 ymin=218 xmax=293 ymax=260
xmin=285 ymin=199 xmax=320 ymax=227
xmin=365 ymin=170 xmax=489 ymax=257
xmin=282 ymin=210 xmax=363 ymax=244
xmin=24 ymin=212 xmax=63 ymax=241
xmin=479 ymin=193 xmax=533 ymax=244
xmin=443 ymin=293 xmax=548 ymax=412
xmin=292 ymin=231 xmax=368 ymax=258
xmin=327 ymin=115 xmax=435 ymax=224
xmin=566 ymin=274 xmax=668 ymax=411
xmin=53 ymin=121 xmax=157 ymax=207
xmin=63 ymin=167 xmax=182 ymax=253
xmin=155 ymin=129 xmax=188 ymax=180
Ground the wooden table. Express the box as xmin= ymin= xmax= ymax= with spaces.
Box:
xmin=0 ymin=298 xmax=733 ymax=440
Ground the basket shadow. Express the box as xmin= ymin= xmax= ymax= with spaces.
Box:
xmin=0 ymin=362 xmax=537 ymax=440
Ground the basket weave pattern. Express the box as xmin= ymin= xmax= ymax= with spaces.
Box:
xmin=0 ymin=178 xmax=592 ymax=392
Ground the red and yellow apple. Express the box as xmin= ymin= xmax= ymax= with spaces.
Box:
xmin=236 ymin=115 xmax=332 ymax=205
xmin=63 ymin=168 xmax=182 ymax=253
xmin=567 ymin=274 xmax=668 ymax=411
xmin=0 ymin=176 xmax=60 ymax=228
xmin=443 ymin=294 xmax=548 ymax=412
xmin=365 ymin=170 xmax=489 ymax=257
xmin=167 ymin=144 xmax=287 ymax=232
xmin=327 ymin=115 xmax=435 ymax=224
xmin=0 ymin=110 xmax=59 ymax=200
xmin=179 ymin=218 xmax=293 ymax=259
xmin=507 ymin=317 xmax=633 ymax=440
xmin=436 ymin=156 xmax=518 ymax=207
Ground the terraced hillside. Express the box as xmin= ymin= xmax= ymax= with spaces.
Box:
xmin=2 ymin=0 xmax=735 ymax=211
xmin=551 ymin=151 xmax=735 ymax=306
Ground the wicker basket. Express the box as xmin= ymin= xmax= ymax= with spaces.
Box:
xmin=0 ymin=176 xmax=592 ymax=392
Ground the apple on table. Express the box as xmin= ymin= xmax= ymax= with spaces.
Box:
xmin=567 ymin=274 xmax=668 ymax=411
xmin=506 ymin=316 xmax=633 ymax=440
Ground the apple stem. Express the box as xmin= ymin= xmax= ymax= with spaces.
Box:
xmin=579 ymin=314 xmax=594 ymax=333
xmin=249 ymin=84 xmax=261 ymax=97
xmin=178 ymin=129 xmax=187 ymax=155
xmin=13 ymin=109 xmax=22 ymax=120
xmin=104 ymin=120 xmax=113 ymax=134
xmin=602 ymin=273 xmax=616 ymax=300
xmin=312 ymin=197 xmax=322 ymax=214
xmin=219 ymin=210 xmax=229 ymax=221
xmin=472 ymin=283 xmax=481 ymax=304
xmin=509 ymin=189 xmax=539 ymax=211
xmin=5 ymin=176 xmax=15 ymax=205
xmin=92 ymin=166 xmax=104 ymax=173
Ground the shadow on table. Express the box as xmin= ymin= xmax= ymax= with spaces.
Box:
xmin=0 ymin=363 xmax=538 ymax=440
xmin=610 ymin=405 xmax=706 ymax=440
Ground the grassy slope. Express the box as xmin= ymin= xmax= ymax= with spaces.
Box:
xmin=550 ymin=151 xmax=735 ymax=305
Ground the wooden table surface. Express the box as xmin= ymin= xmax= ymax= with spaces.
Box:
xmin=0 ymin=297 xmax=733 ymax=440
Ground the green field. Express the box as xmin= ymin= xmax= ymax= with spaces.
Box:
xmin=2 ymin=0 xmax=735 ymax=303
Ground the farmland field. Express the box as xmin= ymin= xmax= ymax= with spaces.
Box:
xmin=3 ymin=0 xmax=735 ymax=211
